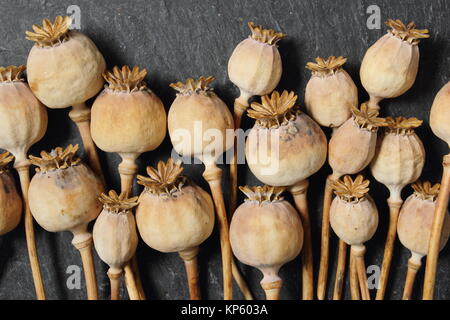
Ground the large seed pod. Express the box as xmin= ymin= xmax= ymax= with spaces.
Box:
xmin=0 ymin=152 xmax=22 ymax=235
xmin=28 ymin=144 xmax=103 ymax=234
xmin=228 ymin=22 xmax=285 ymax=98
xmin=328 ymin=104 xmax=387 ymax=176
xmin=430 ymin=81 xmax=450 ymax=147
xmin=91 ymin=66 xmax=166 ymax=153
xmin=0 ymin=65 xmax=47 ymax=163
xmin=136 ymin=159 xmax=214 ymax=253
xmin=305 ymin=56 xmax=357 ymax=128
xmin=360 ymin=19 xmax=429 ymax=110
xmin=245 ymin=90 xmax=327 ymax=186
xmin=398 ymin=181 xmax=450 ymax=256
xmin=168 ymin=77 xmax=234 ymax=164
xmin=93 ymin=191 xmax=139 ymax=272
xmin=371 ymin=117 xmax=425 ymax=198
xmin=26 ymin=16 xmax=106 ymax=109
xmin=330 ymin=175 xmax=378 ymax=246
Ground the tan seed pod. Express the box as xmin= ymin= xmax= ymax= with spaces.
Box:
xmin=0 ymin=152 xmax=22 ymax=235
xmin=230 ymin=185 xmax=303 ymax=300
xmin=360 ymin=19 xmax=429 ymax=110
xmin=305 ymin=56 xmax=358 ymax=127
xmin=430 ymin=81 xmax=450 ymax=147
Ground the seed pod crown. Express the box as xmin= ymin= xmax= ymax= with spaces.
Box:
xmin=247 ymin=90 xmax=299 ymax=128
xmin=247 ymin=22 xmax=286 ymax=45
xmin=385 ymin=19 xmax=430 ymax=45
xmin=0 ymin=65 xmax=26 ymax=82
xmin=385 ymin=116 xmax=423 ymax=135
xmin=411 ymin=181 xmax=440 ymax=202
xmin=25 ymin=16 xmax=72 ymax=48
xmin=332 ymin=175 xmax=370 ymax=203
xmin=239 ymin=185 xmax=285 ymax=205
xmin=29 ymin=144 xmax=81 ymax=172
xmin=137 ymin=158 xmax=187 ymax=196
xmin=0 ymin=152 xmax=14 ymax=174
xmin=169 ymin=76 xmax=215 ymax=96
xmin=103 ymin=66 xmax=148 ymax=93
xmin=351 ymin=103 xmax=387 ymax=132
xmin=99 ymin=190 xmax=138 ymax=214
xmin=306 ymin=56 xmax=347 ymax=77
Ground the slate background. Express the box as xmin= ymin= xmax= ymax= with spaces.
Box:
xmin=0 ymin=0 xmax=449 ymax=300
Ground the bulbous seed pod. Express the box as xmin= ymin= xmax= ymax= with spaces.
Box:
xmin=0 ymin=152 xmax=22 ymax=236
xmin=25 ymin=16 xmax=106 ymax=179
xmin=398 ymin=182 xmax=450 ymax=300
xmin=93 ymin=190 xmax=139 ymax=300
xmin=0 ymin=65 xmax=48 ymax=299
xmin=230 ymin=186 xmax=303 ymax=300
xmin=424 ymin=81 xmax=450 ymax=299
xmin=136 ymin=159 xmax=214 ymax=300
xmin=360 ymin=19 xmax=430 ymax=111
xmin=330 ymin=175 xmax=378 ymax=300
xmin=245 ymin=90 xmax=327 ymax=300
xmin=28 ymin=144 xmax=103 ymax=300
xmin=91 ymin=65 xmax=167 ymax=192
xmin=168 ymin=77 xmax=247 ymax=300
xmin=228 ymin=22 xmax=286 ymax=227
xmin=305 ymin=56 xmax=357 ymax=128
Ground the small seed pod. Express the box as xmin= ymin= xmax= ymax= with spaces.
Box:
xmin=245 ymin=90 xmax=327 ymax=187
xmin=25 ymin=16 xmax=105 ymax=109
xmin=305 ymin=56 xmax=358 ymax=128
xmin=0 ymin=65 xmax=47 ymax=165
xmin=360 ymin=19 xmax=429 ymax=111
xmin=230 ymin=186 xmax=303 ymax=300
xmin=28 ymin=144 xmax=103 ymax=299
xmin=91 ymin=65 xmax=167 ymax=191
xmin=228 ymin=22 xmax=285 ymax=103
xmin=430 ymin=81 xmax=450 ymax=147
xmin=330 ymin=175 xmax=378 ymax=300
xmin=0 ymin=152 xmax=22 ymax=235
xmin=397 ymin=182 xmax=450 ymax=300
xmin=93 ymin=190 xmax=138 ymax=300
xmin=328 ymin=104 xmax=387 ymax=177
xmin=136 ymin=159 xmax=214 ymax=299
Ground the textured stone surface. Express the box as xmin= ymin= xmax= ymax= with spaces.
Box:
xmin=0 ymin=0 xmax=449 ymax=300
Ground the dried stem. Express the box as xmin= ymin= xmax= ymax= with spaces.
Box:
xmin=179 ymin=247 xmax=201 ymax=300
xmin=107 ymin=269 xmax=122 ymax=300
xmin=352 ymin=245 xmax=370 ymax=300
xmin=72 ymin=233 xmax=98 ymax=300
xmin=403 ymin=252 xmax=422 ymax=300
xmin=124 ymin=262 xmax=141 ymax=300
xmin=423 ymin=154 xmax=450 ymax=299
xmin=261 ymin=280 xmax=282 ymax=300
xmin=349 ymin=251 xmax=361 ymax=300
xmin=333 ymin=239 xmax=348 ymax=300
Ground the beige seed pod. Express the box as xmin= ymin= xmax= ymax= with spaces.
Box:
xmin=136 ymin=159 xmax=214 ymax=300
xmin=230 ymin=186 xmax=303 ymax=300
xmin=0 ymin=153 xmax=22 ymax=236
xmin=424 ymin=81 xmax=450 ymax=299
xmin=0 ymin=65 xmax=47 ymax=299
xmin=245 ymin=90 xmax=327 ymax=300
xmin=93 ymin=190 xmax=139 ymax=300
xmin=360 ymin=19 xmax=429 ymax=111
xmin=168 ymin=77 xmax=236 ymax=300
xmin=28 ymin=144 xmax=103 ymax=299
xmin=330 ymin=175 xmax=378 ymax=300
xmin=91 ymin=65 xmax=167 ymax=192
xmin=26 ymin=16 xmax=107 ymax=179
xmin=397 ymin=182 xmax=450 ymax=300
xmin=305 ymin=56 xmax=357 ymax=128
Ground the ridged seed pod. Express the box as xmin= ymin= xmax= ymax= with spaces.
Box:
xmin=0 ymin=153 xmax=22 ymax=235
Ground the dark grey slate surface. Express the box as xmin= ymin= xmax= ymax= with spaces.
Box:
xmin=0 ymin=0 xmax=449 ymax=300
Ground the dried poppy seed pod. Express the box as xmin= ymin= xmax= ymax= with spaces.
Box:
xmin=91 ymin=65 xmax=167 ymax=192
xmin=398 ymin=182 xmax=450 ymax=300
xmin=245 ymin=90 xmax=327 ymax=300
xmin=28 ymin=144 xmax=103 ymax=300
xmin=0 ymin=153 xmax=22 ymax=235
xmin=430 ymin=81 xmax=450 ymax=147
xmin=330 ymin=175 xmax=378 ymax=300
xmin=360 ymin=19 xmax=429 ymax=111
xmin=305 ymin=56 xmax=357 ymax=128
xmin=26 ymin=16 xmax=105 ymax=109
xmin=136 ymin=159 xmax=214 ymax=300
xmin=230 ymin=186 xmax=303 ymax=300
xmin=93 ymin=191 xmax=138 ymax=300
